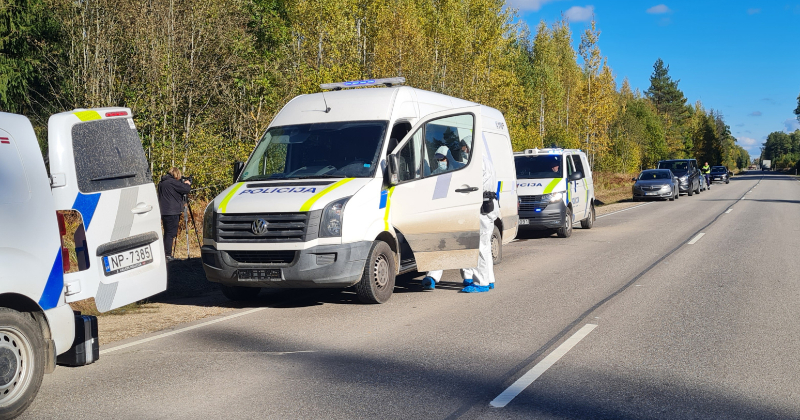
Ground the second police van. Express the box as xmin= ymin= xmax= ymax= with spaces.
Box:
xmin=515 ymin=148 xmax=595 ymax=238
xmin=201 ymin=78 xmax=519 ymax=304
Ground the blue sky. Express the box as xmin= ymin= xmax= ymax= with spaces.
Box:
xmin=510 ymin=0 xmax=800 ymax=158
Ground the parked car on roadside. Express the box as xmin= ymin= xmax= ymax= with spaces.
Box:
xmin=657 ymin=159 xmax=701 ymax=196
xmin=710 ymin=166 xmax=730 ymax=184
xmin=698 ymin=169 xmax=708 ymax=191
xmin=632 ymin=169 xmax=679 ymax=201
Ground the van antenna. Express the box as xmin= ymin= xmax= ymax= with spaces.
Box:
xmin=321 ymin=91 xmax=331 ymax=113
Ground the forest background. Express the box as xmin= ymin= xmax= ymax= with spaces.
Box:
xmin=1 ymin=0 xmax=751 ymax=199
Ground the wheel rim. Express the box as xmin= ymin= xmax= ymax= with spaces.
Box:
xmin=0 ymin=327 xmax=34 ymax=407
xmin=491 ymin=233 xmax=500 ymax=260
xmin=565 ymin=211 xmax=572 ymax=234
xmin=373 ymin=254 xmax=390 ymax=289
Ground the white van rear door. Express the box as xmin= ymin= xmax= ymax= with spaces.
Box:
xmin=48 ymin=109 xmax=166 ymax=312
xmin=388 ymin=107 xmax=483 ymax=271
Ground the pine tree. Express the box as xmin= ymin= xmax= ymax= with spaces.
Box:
xmin=645 ymin=58 xmax=689 ymax=122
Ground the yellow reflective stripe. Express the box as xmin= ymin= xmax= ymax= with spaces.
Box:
xmin=299 ymin=178 xmax=354 ymax=212
xmin=543 ymin=178 xmax=561 ymax=194
xmin=219 ymin=182 xmax=244 ymax=213
xmin=73 ymin=110 xmax=101 ymax=121
xmin=383 ymin=186 xmax=396 ymax=231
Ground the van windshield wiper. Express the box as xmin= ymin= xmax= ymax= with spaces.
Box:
xmin=91 ymin=172 xmax=137 ymax=181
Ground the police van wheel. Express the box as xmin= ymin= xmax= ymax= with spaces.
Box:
xmin=0 ymin=309 xmax=45 ymax=419
xmin=220 ymin=285 xmax=261 ymax=301
xmin=580 ymin=205 xmax=595 ymax=229
xmin=355 ymin=241 xmax=396 ymax=304
xmin=491 ymin=226 xmax=502 ymax=265
xmin=557 ymin=208 xmax=573 ymax=238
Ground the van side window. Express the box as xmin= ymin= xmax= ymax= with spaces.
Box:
xmin=422 ymin=114 xmax=474 ymax=177
xmin=396 ymin=129 xmax=423 ymax=182
xmin=572 ymin=154 xmax=585 ymax=177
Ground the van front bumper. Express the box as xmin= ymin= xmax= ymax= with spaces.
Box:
xmin=201 ymin=241 xmax=372 ymax=288
xmin=518 ymin=201 xmax=566 ymax=230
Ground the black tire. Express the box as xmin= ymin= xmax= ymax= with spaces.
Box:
xmin=355 ymin=241 xmax=396 ymax=304
xmin=726 ymin=179 xmax=729 ymax=184
xmin=688 ymin=186 xmax=694 ymax=196
xmin=580 ymin=204 xmax=595 ymax=229
xmin=556 ymin=207 xmax=573 ymax=238
xmin=0 ymin=308 xmax=45 ymax=419
xmin=220 ymin=285 xmax=261 ymax=301
xmin=491 ymin=225 xmax=502 ymax=265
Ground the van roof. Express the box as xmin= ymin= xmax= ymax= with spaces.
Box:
xmin=269 ymin=86 xmax=484 ymax=127
xmin=513 ymin=148 xmax=586 ymax=156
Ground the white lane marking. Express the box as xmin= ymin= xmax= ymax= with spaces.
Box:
xmin=100 ymin=308 xmax=266 ymax=355
xmin=596 ymin=202 xmax=652 ymax=219
xmin=725 ymin=208 xmax=732 ymax=214
xmin=687 ymin=233 xmax=705 ymax=245
xmin=490 ymin=324 xmax=598 ymax=408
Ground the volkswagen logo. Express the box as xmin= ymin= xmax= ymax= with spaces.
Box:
xmin=251 ymin=219 xmax=269 ymax=235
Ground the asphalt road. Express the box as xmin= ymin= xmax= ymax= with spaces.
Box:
xmin=22 ymin=172 xmax=800 ymax=420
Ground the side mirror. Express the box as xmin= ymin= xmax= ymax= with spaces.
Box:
xmin=232 ymin=161 xmax=245 ymax=182
xmin=387 ymin=155 xmax=399 ymax=185
xmin=569 ymin=172 xmax=583 ymax=181
xmin=631 ymin=178 xmax=637 ymax=182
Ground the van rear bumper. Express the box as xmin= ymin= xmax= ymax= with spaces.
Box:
xmin=201 ymin=241 xmax=372 ymax=288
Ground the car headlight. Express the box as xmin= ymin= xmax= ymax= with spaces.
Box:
xmin=544 ymin=192 xmax=563 ymax=203
xmin=320 ymin=197 xmax=351 ymax=238
xmin=679 ymin=175 xmax=688 ymax=182
xmin=661 ymin=185 xmax=672 ymax=191
xmin=202 ymin=203 xmax=215 ymax=240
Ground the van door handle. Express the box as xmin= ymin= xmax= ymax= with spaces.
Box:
xmin=455 ymin=187 xmax=479 ymax=193
xmin=131 ymin=204 xmax=153 ymax=214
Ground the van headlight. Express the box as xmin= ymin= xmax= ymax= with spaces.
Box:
xmin=544 ymin=192 xmax=563 ymax=203
xmin=203 ymin=203 xmax=215 ymax=240
xmin=320 ymin=197 xmax=350 ymax=238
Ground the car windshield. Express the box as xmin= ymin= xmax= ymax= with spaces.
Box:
xmin=658 ymin=161 xmax=689 ymax=175
xmin=514 ymin=155 xmax=563 ymax=179
xmin=638 ymin=171 xmax=670 ymax=180
xmin=711 ymin=166 xmax=726 ymax=172
xmin=240 ymin=121 xmax=388 ymax=181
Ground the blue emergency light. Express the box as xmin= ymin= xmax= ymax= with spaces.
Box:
xmin=320 ymin=77 xmax=406 ymax=90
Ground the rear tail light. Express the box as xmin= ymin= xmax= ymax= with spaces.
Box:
xmin=105 ymin=111 xmax=128 ymax=117
xmin=56 ymin=212 xmax=71 ymax=272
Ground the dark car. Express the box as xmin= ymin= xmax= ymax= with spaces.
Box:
xmin=710 ymin=165 xmax=730 ymax=184
xmin=657 ymin=159 xmax=701 ymax=196
xmin=632 ymin=169 xmax=679 ymax=201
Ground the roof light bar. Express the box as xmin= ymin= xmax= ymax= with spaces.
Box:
xmin=320 ymin=77 xmax=406 ymax=90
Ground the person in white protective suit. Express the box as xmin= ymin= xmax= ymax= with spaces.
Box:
xmin=421 ymin=148 xmax=498 ymax=292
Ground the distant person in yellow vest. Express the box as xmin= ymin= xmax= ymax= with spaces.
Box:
xmin=702 ymin=162 xmax=711 ymax=187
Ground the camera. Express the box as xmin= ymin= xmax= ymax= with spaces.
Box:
xmin=181 ymin=175 xmax=193 ymax=184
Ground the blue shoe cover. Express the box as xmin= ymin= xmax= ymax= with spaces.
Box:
xmin=462 ymin=279 xmax=474 ymax=287
xmin=489 ymin=283 xmax=495 ymax=290
xmin=421 ymin=277 xmax=436 ymax=290
xmin=461 ymin=284 xmax=490 ymax=293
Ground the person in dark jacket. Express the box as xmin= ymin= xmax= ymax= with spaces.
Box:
xmin=158 ymin=167 xmax=191 ymax=260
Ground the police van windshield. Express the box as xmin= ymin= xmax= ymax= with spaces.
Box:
xmin=514 ymin=155 xmax=563 ymax=179
xmin=240 ymin=121 xmax=387 ymax=181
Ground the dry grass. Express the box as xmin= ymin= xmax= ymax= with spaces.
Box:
xmin=594 ymin=172 xmax=635 ymax=205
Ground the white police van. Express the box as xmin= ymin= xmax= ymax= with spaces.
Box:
xmin=515 ymin=148 xmax=595 ymax=238
xmin=0 ymin=108 xmax=167 ymax=417
xmin=202 ymin=78 xmax=518 ymax=304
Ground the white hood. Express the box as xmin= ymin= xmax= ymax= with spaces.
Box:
xmin=213 ymin=178 xmax=371 ymax=213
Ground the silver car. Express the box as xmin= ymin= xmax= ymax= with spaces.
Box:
xmin=632 ymin=169 xmax=679 ymax=201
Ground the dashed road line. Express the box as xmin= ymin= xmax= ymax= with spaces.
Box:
xmin=490 ymin=324 xmax=598 ymax=408
xmin=687 ymin=233 xmax=705 ymax=245
xmin=596 ymin=202 xmax=652 ymax=219
xmin=725 ymin=208 xmax=732 ymax=214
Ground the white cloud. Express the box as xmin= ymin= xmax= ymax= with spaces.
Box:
xmin=747 ymin=8 xmax=761 ymax=15
xmin=749 ymin=111 xmax=762 ymax=117
xmin=738 ymin=137 xmax=758 ymax=147
xmin=784 ymin=118 xmax=800 ymax=132
xmin=736 ymin=136 xmax=762 ymax=155
xmin=506 ymin=0 xmax=565 ymax=11
xmin=565 ymin=5 xmax=595 ymax=21
xmin=646 ymin=4 xmax=671 ymax=14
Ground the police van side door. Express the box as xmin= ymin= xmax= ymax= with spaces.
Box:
xmin=568 ymin=154 xmax=588 ymax=220
xmin=48 ymin=108 xmax=167 ymax=312
xmin=387 ymin=107 xmax=483 ymax=271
